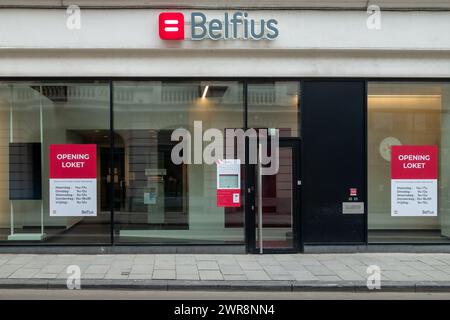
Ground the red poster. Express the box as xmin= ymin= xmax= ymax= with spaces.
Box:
xmin=391 ymin=145 xmax=437 ymax=179
xmin=391 ymin=145 xmax=438 ymax=217
xmin=49 ymin=144 xmax=97 ymax=217
xmin=50 ymin=144 xmax=97 ymax=179
xmin=217 ymin=189 xmax=241 ymax=207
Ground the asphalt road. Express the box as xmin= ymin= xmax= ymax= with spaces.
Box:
xmin=0 ymin=289 xmax=450 ymax=300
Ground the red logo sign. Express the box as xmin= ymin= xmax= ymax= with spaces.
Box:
xmin=391 ymin=145 xmax=437 ymax=179
xmin=350 ymin=188 xmax=357 ymax=196
xmin=159 ymin=12 xmax=184 ymax=40
xmin=50 ymin=144 xmax=97 ymax=179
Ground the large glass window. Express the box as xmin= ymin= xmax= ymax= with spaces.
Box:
xmin=113 ymin=81 xmax=245 ymax=244
xmin=0 ymin=82 xmax=111 ymax=244
xmin=0 ymin=79 xmax=301 ymax=246
xmin=368 ymin=82 xmax=450 ymax=243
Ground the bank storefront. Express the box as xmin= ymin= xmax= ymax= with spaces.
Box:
xmin=0 ymin=5 xmax=449 ymax=252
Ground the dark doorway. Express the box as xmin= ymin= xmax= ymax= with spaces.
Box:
xmin=247 ymin=139 xmax=301 ymax=253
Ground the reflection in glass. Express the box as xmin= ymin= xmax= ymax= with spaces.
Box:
xmin=113 ymin=81 xmax=245 ymax=244
xmin=0 ymin=82 xmax=111 ymax=243
xmin=256 ymin=147 xmax=294 ymax=249
xmin=248 ymin=82 xmax=300 ymax=137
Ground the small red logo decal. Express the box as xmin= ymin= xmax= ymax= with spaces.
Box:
xmin=159 ymin=12 xmax=184 ymax=40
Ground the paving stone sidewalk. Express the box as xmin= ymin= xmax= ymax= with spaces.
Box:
xmin=1 ymin=253 xmax=450 ymax=290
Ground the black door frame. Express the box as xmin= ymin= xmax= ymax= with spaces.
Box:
xmin=245 ymin=138 xmax=302 ymax=253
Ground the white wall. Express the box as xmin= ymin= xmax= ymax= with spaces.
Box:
xmin=0 ymin=9 xmax=448 ymax=77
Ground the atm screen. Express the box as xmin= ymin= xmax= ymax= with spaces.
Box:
xmin=218 ymin=174 xmax=239 ymax=189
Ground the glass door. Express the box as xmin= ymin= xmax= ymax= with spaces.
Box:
xmin=251 ymin=139 xmax=300 ymax=252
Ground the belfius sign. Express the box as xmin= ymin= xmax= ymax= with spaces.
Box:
xmin=391 ymin=145 xmax=437 ymax=217
xmin=49 ymin=144 xmax=97 ymax=217
xmin=159 ymin=12 xmax=279 ymax=41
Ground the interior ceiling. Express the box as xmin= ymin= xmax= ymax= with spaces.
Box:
xmin=1 ymin=0 xmax=450 ymax=10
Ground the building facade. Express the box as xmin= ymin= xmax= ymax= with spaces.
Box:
xmin=0 ymin=1 xmax=450 ymax=253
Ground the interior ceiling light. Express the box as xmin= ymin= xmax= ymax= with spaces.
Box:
xmin=201 ymin=85 xmax=209 ymax=99
xmin=200 ymin=85 xmax=228 ymax=99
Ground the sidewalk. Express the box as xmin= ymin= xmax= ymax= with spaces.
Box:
xmin=1 ymin=253 xmax=450 ymax=291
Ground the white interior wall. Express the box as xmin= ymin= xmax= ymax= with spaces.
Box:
xmin=0 ymin=90 xmax=10 ymax=227
xmin=440 ymin=85 xmax=450 ymax=236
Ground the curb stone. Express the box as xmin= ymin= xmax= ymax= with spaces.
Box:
xmin=1 ymin=279 xmax=450 ymax=292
